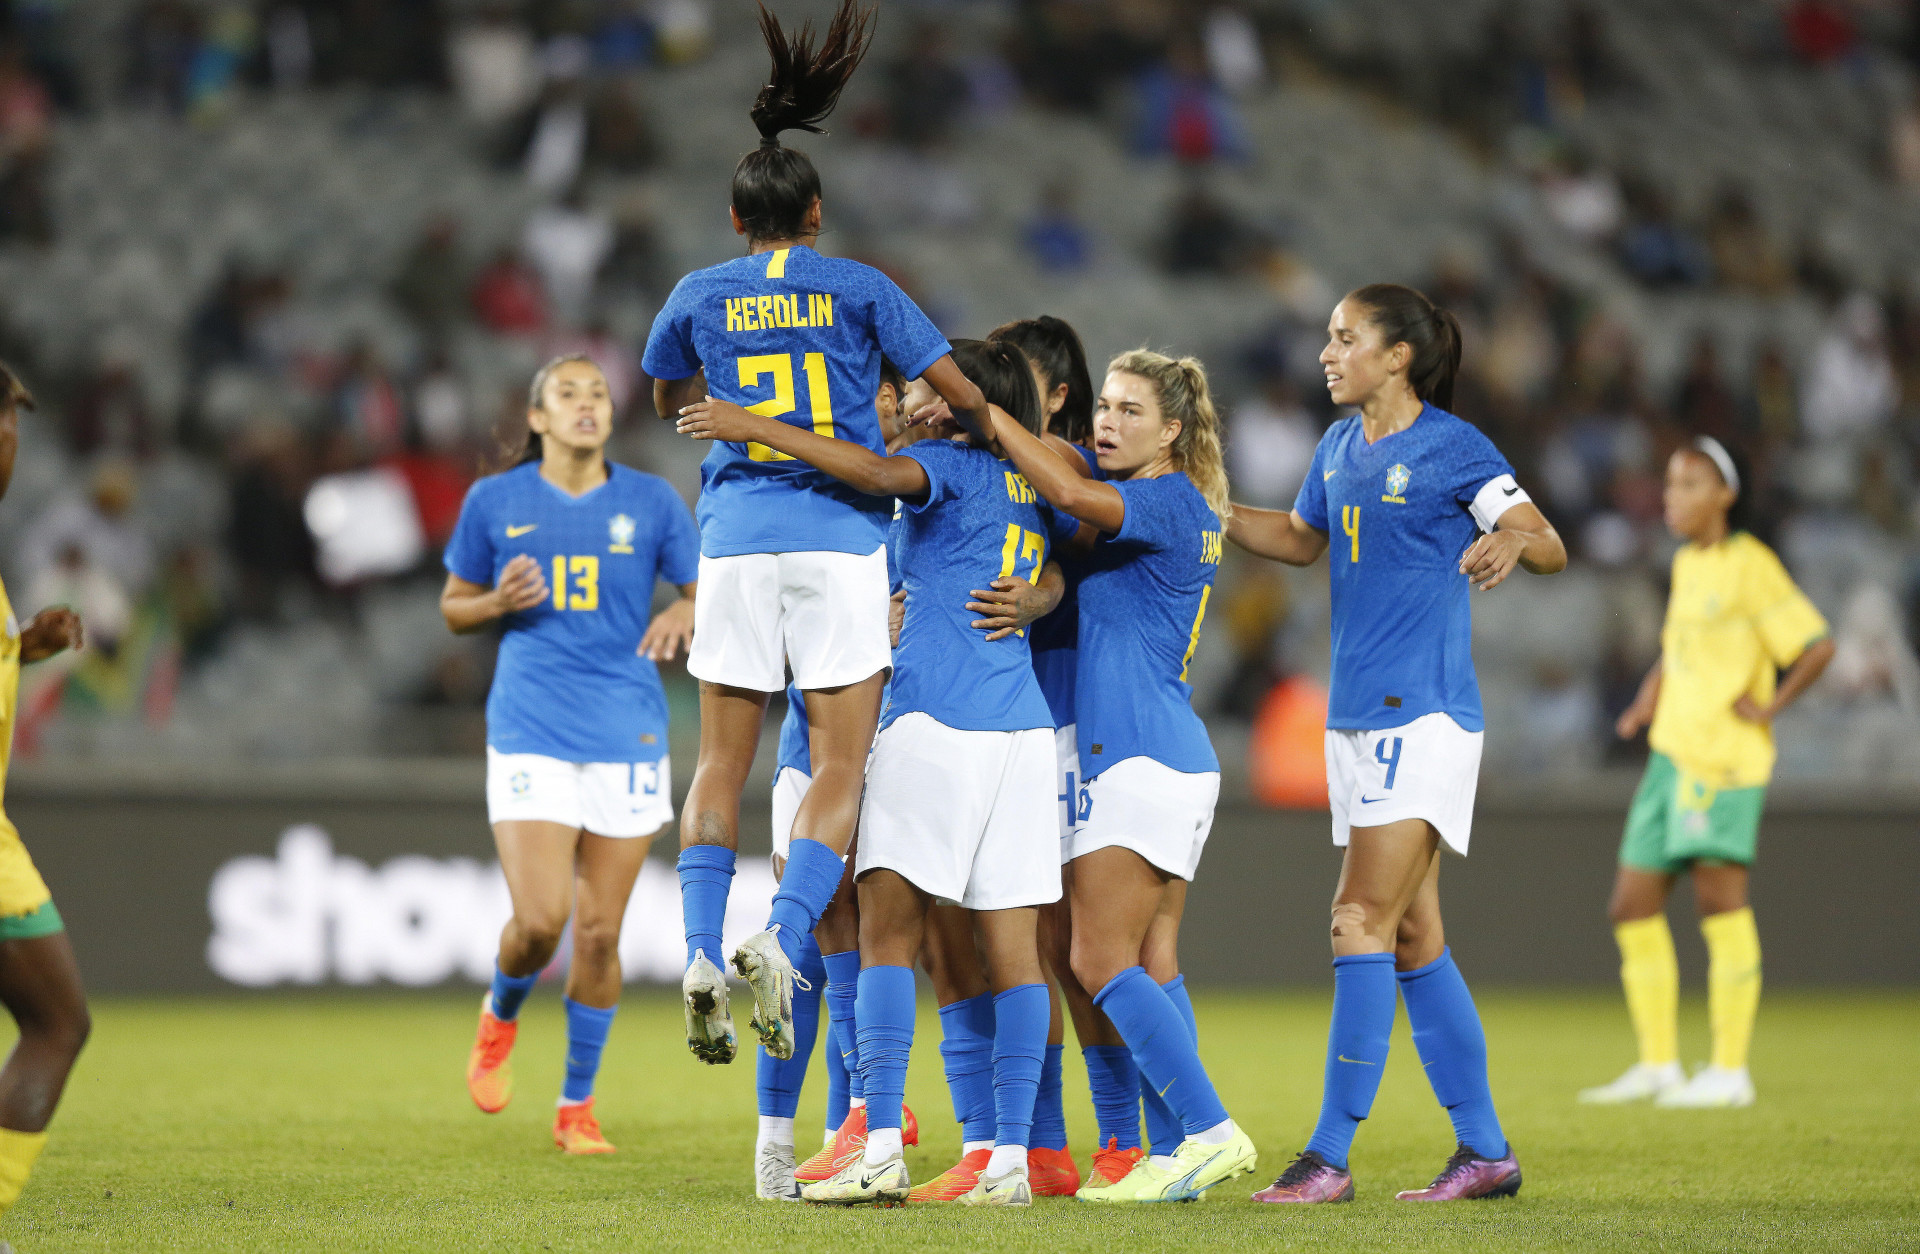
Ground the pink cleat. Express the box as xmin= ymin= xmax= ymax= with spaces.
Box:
xmin=1251 ymin=1151 xmax=1354 ymax=1204
xmin=1395 ymin=1144 xmax=1522 ymax=1201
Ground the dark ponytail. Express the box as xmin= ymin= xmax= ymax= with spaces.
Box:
xmin=988 ymin=315 xmax=1093 ymax=444
xmin=1347 ymin=283 xmax=1462 ymax=411
xmin=949 ymin=338 xmax=1043 ymax=436
xmin=494 ymin=353 xmax=598 ymax=472
xmin=731 ymin=0 xmax=876 ymax=246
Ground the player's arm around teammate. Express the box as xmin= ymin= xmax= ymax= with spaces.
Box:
xmin=441 ymin=355 xmax=699 ymax=1155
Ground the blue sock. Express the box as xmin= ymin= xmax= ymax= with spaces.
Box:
xmin=766 ymin=838 xmax=843 ymax=962
xmin=561 ymin=998 xmax=617 ymax=1103
xmin=1304 ymin=952 xmax=1398 ymax=1170
xmin=938 ymin=992 xmax=997 ymax=1144
xmin=488 ymin=965 xmax=538 ymax=1021
xmin=1399 ymin=948 xmax=1507 ymax=1160
xmin=757 ymin=934 xmax=826 ymax=1118
xmin=822 ymin=950 xmax=863 ymax=1105
xmin=1082 ymin=1045 xmax=1142 ymax=1150
xmin=990 ymin=984 xmax=1049 ymax=1151
xmin=677 ymin=845 xmax=735 ymax=966
xmin=856 ymin=964 xmax=916 ymax=1132
xmin=825 ymin=1019 xmax=850 ymax=1133
xmin=1094 ymin=966 xmax=1229 ymax=1138
xmin=1140 ymin=975 xmax=1198 ymax=1155
xmin=1030 ymin=1043 xmax=1068 ymax=1151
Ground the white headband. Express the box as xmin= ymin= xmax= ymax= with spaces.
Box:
xmin=1694 ymin=436 xmax=1740 ymax=495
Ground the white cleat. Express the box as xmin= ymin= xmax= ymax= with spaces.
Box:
xmin=682 ymin=949 xmax=737 ymax=1065
xmin=801 ymin=1151 xmax=910 ymax=1206
xmin=1578 ymin=1061 xmax=1685 ymax=1105
xmin=1655 ymin=1065 xmax=1755 ymax=1109
xmin=731 ymin=929 xmax=798 ymax=1061
xmin=756 ymin=1141 xmax=802 ymax=1201
xmin=961 ymin=1163 xmax=1033 ymax=1207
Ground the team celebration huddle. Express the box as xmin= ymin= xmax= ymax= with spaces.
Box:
xmin=428 ymin=0 xmax=1826 ymax=1217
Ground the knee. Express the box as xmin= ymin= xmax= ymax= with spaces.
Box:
xmin=1329 ymin=899 xmax=1373 ymax=942
xmin=1069 ymin=941 xmax=1122 ymax=998
xmin=571 ymin=919 xmax=622 ymax=970
xmin=511 ymin=910 xmax=569 ymax=956
xmin=26 ymin=1001 xmax=89 ymax=1061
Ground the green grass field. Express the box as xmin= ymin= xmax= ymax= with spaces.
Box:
xmin=6 ymin=990 xmax=1915 ymax=1252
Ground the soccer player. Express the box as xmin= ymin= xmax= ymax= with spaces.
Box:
xmin=680 ymin=338 xmax=1068 ymax=1207
xmin=1227 ymin=285 xmax=1565 ymax=1203
xmin=971 ymin=348 xmax=1258 ymax=1204
xmin=0 ymin=363 xmax=91 ymax=1246
xmin=1579 ymin=437 xmax=1832 ymax=1110
xmin=643 ymin=0 xmax=990 ymax=1066
xmin=442 ymin=354 xmax=699 ymax=1154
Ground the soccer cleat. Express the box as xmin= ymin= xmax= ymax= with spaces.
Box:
xmin=1578 ymin=1061 xmax=1685 ymax=1105
xmin=731 ymin=930 xmax=798 ymax=1061
xmin=466 ymin=996 xmax=517 ymax=1113
xmin=1396 ymin=1143 xmax=1521 ymax=1200
xmin=552 ymin=1097 xmax=616 ymax=1154
xmin=1077 ymin=1154 xmax=1182 ymax=1203
xmin=1252 ymin=1150 xmax=1355 ymax=1204
xmin=801 ymin=1150 xmax=910 ymax=1206
xmin=1026 ymin=1144 xmax=1082 ymax=1196
xmin=795 ymin=1103 xmax=922 ymax=1183
xmin=755 ymin=1140 xmax=802 ymax=1201
xmin=1655 ymin=1065 xmax=1755 ymax=1109
xmin=1086 ymin=1137 xmax=1146 ymax=1190
xmin=1149 ymin=1128 xmax=1258 ymax=1202
xmin=682 ymin=950 xmax=736 ymax=1065
xmin=962 ymin=1163 xmax=1033 ymax=1207
xmin=908 ymin=1147 xmax=990 ymax=1202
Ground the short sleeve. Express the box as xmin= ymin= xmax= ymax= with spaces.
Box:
xmin=1108 ymin=476 xmax=1182 ymax=553
xmin=868 ymin=274 xmax=950 ymax=381
xmin=655 ymin=483 xmax=700 ymax=586
xmin=640 ymin=276 xmax=701 ymax=381
xmin=1293 ymin=433 xmax=1331 ymax=533
xmin=1448 ymin=424 xmax=1521 ymax=529
xmin=899 ymin=440 xmax=960 ymax=511
xmin=1745 ymin=543 xmax=1829 ymax=667
xmin=444 ymin=482 xmax=495 ymax=585
xmin=1041 ymin=499 xmax=1080 ymax=550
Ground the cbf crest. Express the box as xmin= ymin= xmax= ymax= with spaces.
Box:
xmin=1382 ymin=463 xmax=1411 ymax=504
xmin=608 ymin=513 xmax=636 ymax=554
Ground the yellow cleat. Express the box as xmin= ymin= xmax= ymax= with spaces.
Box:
xmin=553 ymin=1097 xmax=616 ymax=1154
xmin=466 ymin=997 xmax=517 ymax=1114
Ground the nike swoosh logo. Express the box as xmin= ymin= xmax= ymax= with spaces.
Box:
xmin=1157 ymin=1077 xmax=1177 ymax=1098
xmin=1323 ymin=469 xmax=1338 ymax=480
xmin=857 ymin=1165 xmax=894 ymax=1189
xmin=506 ymin=524 xmax=538 ymax=537
xmin=1501 ymin=486 xmax=1519 ymax=496
xmin=1359 ymin=794 xmax=1388 ymax=804
xmin=1338 ymin=1055 xmax=1376 ymax=1065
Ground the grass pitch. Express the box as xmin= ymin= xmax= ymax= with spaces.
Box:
xmin=8 ymin=989 xmax=1916 ymax=1252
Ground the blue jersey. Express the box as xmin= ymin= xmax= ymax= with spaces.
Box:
xmin=642 ymin=245 xmax=951 ymax=559
xmin=1293 ymin=405 xmax=1519 ymax=733
xmin=1074 ymin=473 xmax=1223 ymax=779
xmin=776 ymin=681 xmax=810 ymax=777
xmin=883 ymin=440 xmax=1069 ymax=734
xmin=1028 ymin=443 xmax=1102 ymax=728
xmin=445 ymin=462 xmax=700 ymax=762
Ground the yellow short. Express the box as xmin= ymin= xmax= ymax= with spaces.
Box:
xmin=0 ymin=817 xmax=55 ymax=936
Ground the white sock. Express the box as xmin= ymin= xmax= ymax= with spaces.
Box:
xmin=1149 ymin=1154 xmax=1180 ymax=1170
xmin=823 ymin=1128 xmax=837 ymax=1149
xmin=556 ymin=1096 xmax=589 ymax=1109
xmin=987 ymin=1144 xmax=1026 ymax=1177
xmin=864 ymin=1127 xmax=903 ymax=1165
xmin=757 ymin=1115 xmax=795 ymax=1152
xmin=850 ymin=1097 xmax=866 ymax=1110
xmin=1192 ymin=1118 xmax=1235 ymax=1146
xmin=962 ymin=1140 xmax=994 ymax=1155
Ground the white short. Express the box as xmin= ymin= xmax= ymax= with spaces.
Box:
xmin=856 ymin=711 xmax=1062 ymax=911
xmin=1325 ymin=711 xmax=1482 ymax=856
xmin=485 ymin=748 xmax=672 ymax=838
xmin=770 ymin=765 xmax=811 ymax=862
xmin=687 ymin=548 xmax=892 ymax=693
xmin=1066 ymin=755 xmax=1219 ymax=881
xmin=1055 ymin=723 xmax=1082 ymax=863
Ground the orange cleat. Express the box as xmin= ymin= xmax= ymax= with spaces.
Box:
xmin=1027 ymin=1145 xmax=1082 ymax=1196
xmin=466 ymin=998 xmax=517 ymax=1114
xmin=909 ymin=1148 xmax=991 ymax=1202
xmin=794 ymin=1103 xmax=923 ymax=1183
xmin=1088 ymin=1137 xmax=1146 ymax=1188
xmin=553 ymin=1097 xmax=616 ymax=1154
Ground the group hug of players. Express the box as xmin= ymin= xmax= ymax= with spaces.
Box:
xmin=433 ymin=0 xmax=1835 ymax=1215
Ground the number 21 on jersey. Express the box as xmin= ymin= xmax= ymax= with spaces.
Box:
xmin=739 ymin=352 xmax=834 ymax=462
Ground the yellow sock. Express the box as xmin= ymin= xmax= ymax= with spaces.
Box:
xmin=0 ymin=1126 xmax=47 ymax=1217
xmin=1614 ymin=915 xmax=1679 ymax=1067
xmin=1702 ymin=906 xmax=1761 ymax=1072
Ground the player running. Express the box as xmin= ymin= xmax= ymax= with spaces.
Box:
xmin=442 ymin=354 xmax=699 ymax=1154
xmin=1579 ymin=437 xmax=1832 ymax=1110
xmin=680 ymin=338 xmax=1069 ymax=1207
xmin=0 ymin=363 xmax=91 ymax=1248
xmin=643 ymin=0 xmax=989 ymax=1066
xmin=1228 ymin=285 xmax=1565 ymax=1203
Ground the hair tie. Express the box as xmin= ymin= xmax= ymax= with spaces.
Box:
xmin=1694 ymin=435 xmax=1740 ymax=494
xmin=758 ymin=134 xmax=781 ymax=149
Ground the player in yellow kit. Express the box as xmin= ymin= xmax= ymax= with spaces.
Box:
xmin=1581 ymin=437 xmax=1833 ymax=1110
xmin=0 ymin=363 xmax=92 ymax=1249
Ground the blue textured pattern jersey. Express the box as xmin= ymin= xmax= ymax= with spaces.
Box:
xmin=642 ymin=245 xmax=951 ymax=559
xmin=1028 ymin=442 xmax=1102 ymax=728
xmin=1074 ymin=472 xmax=1222 ymax=779
xmin=883 ymin=440 xmax=1071 ymax=734
xmin=1293 ymin=405 xmax=1516 ymax=732
xmin=445 ymin=462 xmax=699 ymax=761
xmin=776 ymin=681 xmax=810 ymax=777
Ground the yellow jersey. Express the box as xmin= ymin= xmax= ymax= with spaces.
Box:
xmin=1648 ymin=532 xmax=1827 ymax=790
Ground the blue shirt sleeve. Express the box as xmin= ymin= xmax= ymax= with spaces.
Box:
xmin=1293 ymin=431 xmax=1331 ymax=532
xmin=1107 ymin=475 xmax=1182 ymax=553
xmin=655 ymin=482 xmax=701 ymax=586
xmin=1042 ymin=499 xmax=1080 ymax=550
xmin=1449 ymin=423 xmax=1517 ymax=507
xmin=899 ymin=440 xmax=961 ymax=512
xmin=869 ymin=274 xmax=951 ymax=381
xmin=444 ymin=481 xmax=495 ymax=584
xmin=641 ymin=275 xmax=701 ymax=381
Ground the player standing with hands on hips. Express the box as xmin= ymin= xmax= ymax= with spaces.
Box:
xmin=1226 ymin=285 xmax=1565 ymax=1203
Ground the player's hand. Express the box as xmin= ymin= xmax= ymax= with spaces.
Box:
xmin=967 ymin=576 xmax=1044 ymax=641
xmin=888 ymin=589 xmax=906 ymax=648
xmin=493 ymin=553 xmax=549 ymax=614
xmin=1459 ymin=529 xmax=1527 ymax=592
xmin=676 ymin=397 xmax=764 ymax=443
xmin=1614 ymin=702 xmax=1652 ymax=740
xmin=906 ymin=400 xmax=964 ymax=438
xmin=1732 ymin=694 xmax=1772 ymax=724
xmin=19 ymin=606 xmax=82 ymax=662
xmin=639 ymin=596 xmax=696 ymax=662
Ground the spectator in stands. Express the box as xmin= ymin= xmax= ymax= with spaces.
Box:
xmin=1675 ymin=334 xmax=1739 ymax=441
xmin=390 ymin=215 xmax=469 ymax=346
xmin=599 ymin=194 xmax=668 ymax=305
xmin=124 ymin=0 xmax=201 ymax=111
xmin=319 ymin=0 xmax=445 ymax=90
xmin=1228 ymin=369 xmax=1317 ymax=510
xmin=26 ymin=542 xmax=130 ymax=660
xmin=1800 ymin=292 xmax=1897 ymax=442
xmin=470 ymin=246 xmax=547 ymax=338
xmin=651 ymin=0 xmax=712 ymax=65
xmin=1133 ymin=36 xmax=1248 ymax=164
xmin=21 ymin=462 xmax=155 ymax=599
xmin=263 ymin=2 xmax=313 ymax=90
xmin=446 ymin=3 xmax=539 ymax=125
xmin=329 ymin=339 xmax=406 ymax=460
xmin=1203 ymin=5 xmax=1265 ymax=98
xmin=67 ymin=354 xmax=154 ymax=460
xmin=1617 ymin=179 xmax=1710 ymax=288
xmin=515 ymin=76 xmax=590 ymax=196
xmin=1160 ymin=182 xmax=1250 ymax=276
xmin=1539 ymin=151 xmax=1622 ymax=244
xmin=0 ymin=40 xmax=52 ymax=246
xmin=522 ymin=184 xmax=613 ymax=328
xmin=411 ymin=350 xmax=470 ymax=455
xmin=1705 ymin=188 xmax=1789 ymax=295
xmin=1022 ymin=179 xmax=1093 ymax=274
xmin=585 ymin=78 xmax=659 ymax=175
xmin=1785 ymin=0 xmax=1858 ymax=68
xmin=225 ymin=421 xmax=315 ymax=622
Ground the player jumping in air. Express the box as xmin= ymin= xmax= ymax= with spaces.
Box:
xmin=1580 ymin=437 xmax=1832 ymax=1110
xmin=1228 ymin=285 xmax=1565 ymax=1203
xmin=442 ymin=354 xmax=699 ymax=1154
xmin=643 ymin=0 xmax=989 ymax=1067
